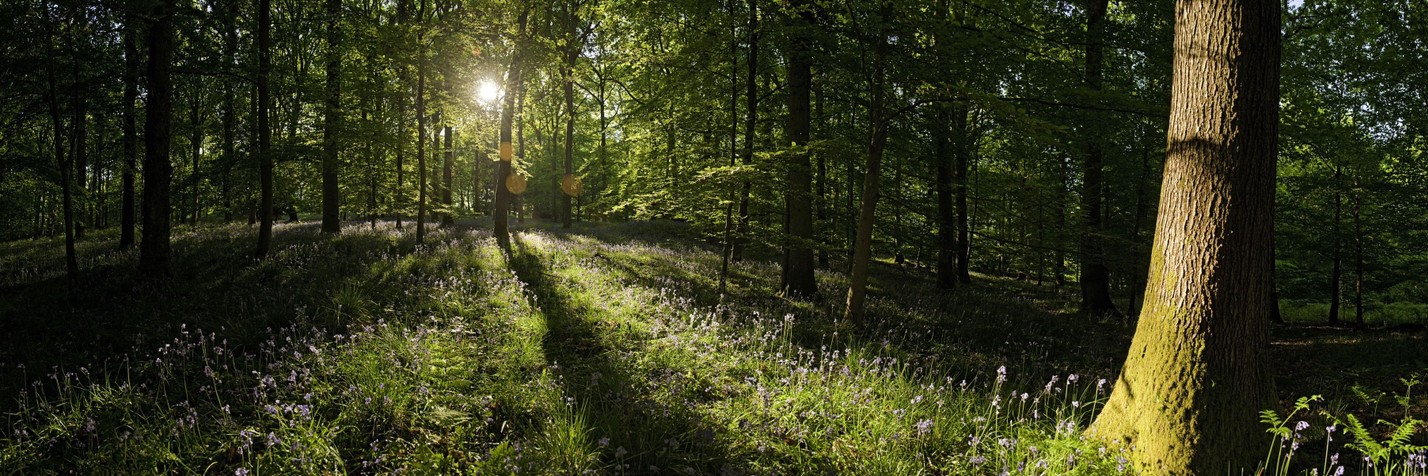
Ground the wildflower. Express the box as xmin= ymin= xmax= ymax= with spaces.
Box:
xmin=1294 ymin=420 xmax=1310 ymax=432
xmin=235 ymin=469 xmax=249 ymax=476
xmin=915 ymin=419 xmax=934 ymax=436
xmin=598 ymin=437 xmax=609 ymax=448
xmin=970 ymin=455 xmax=986 ymax=465
xmin=996 ymin=366 xmax=1007 ymax=384
xmin=615 ymin=446 xmax=628 ymax=458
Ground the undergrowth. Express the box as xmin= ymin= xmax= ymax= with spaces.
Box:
xmin=0 ymin=221 xmax=1423 ymax=474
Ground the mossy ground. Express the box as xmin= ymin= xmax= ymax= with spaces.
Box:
xmin=0 ymin=220 xmax=1423 ymax=474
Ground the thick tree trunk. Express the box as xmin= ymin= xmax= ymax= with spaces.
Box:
xmin=321 ymin=0 xmax=342 ymax=234
xmin=1079 ymin=0 xmax=1120 ymax=317
xmin=141 ymin=1 xmax=176 ymax=276
xmin=120 ymin=23 xmax=138 ymax=249
xmin=781 ymin=0 xmax=817 ymax=299
xmin=843 ymin=4 xmax=891 ymax=324
xmin=495 ymin=10 xmax=528 ymax=241
xmin=255 ymin=0 xmax=274 ymax=260
xmin=1087 ymin=0 xmax=1280 ymax=473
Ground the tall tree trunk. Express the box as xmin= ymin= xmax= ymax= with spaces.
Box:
xmin=719 ymin=0 xmax=739 ymax=297
xmin=321 ymin=0 xmax=342 ymax=233
xmin=952 ymin=84 xmax=971 ymax=282
xmin=393 ymin=0 xmax=410 ymax=230
xmin=141 ymin=1 xmax=177 ymax=276
xmin=45 ymin=23 xmax=79 ymax=283
xmin=1087 ymin=0 xmax=1280 ymax=472
xmin=120 ymin=22 xmax=138 ymax=249
xmin=815 ymin=76 xmax=829 ymax=268
xmin=1328 ymin=165 xmax=1342 ymax=324
xmin=71 ymin=63 xmax=87 ymax=241
xmin=561 ymin=6 xmax=579 ymax=229
xmin=495 ymin=10 xmax=528 ymax=241
xmin=934 ymin=106 xmax=956 ymax=290
xmin=1352 ymin=177 xmax=1364 ymax=328
xmin=843 ymin=3 xmax=891 ymax=323
xmin=733 ymin=0 xmax=758 ymax=263
xmin=255 ymin=0 xmax=274 ymax=259
xmin=221 ymin=0 xmax=237 ymax=223
xmin=189 ymin=87 xmax=201 ymax=226
xmin=781 ymin=0 xmax=817 ymax=298
xmin=416 ymin=38 xmax=428 ymax=243
xmin=1079 ymin=0 xmax=1120 ymax=317
xmin=442 ymin=125 xmax=454 ymax=226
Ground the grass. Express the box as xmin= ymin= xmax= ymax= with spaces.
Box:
xmin=0 ymin=220 xmax=1424 ymax=474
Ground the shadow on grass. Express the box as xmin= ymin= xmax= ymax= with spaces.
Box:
xmin=503 ymin=233 xmax=740 ymax=473
xmin=0 ymin=222 xmax=429 ymax=401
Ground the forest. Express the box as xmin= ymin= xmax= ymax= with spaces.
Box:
xmin=1 ymin=0 xmax=1426 ymax=474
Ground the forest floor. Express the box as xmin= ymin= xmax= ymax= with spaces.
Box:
xmin=0 ymin=220 xmax=1424 ymax=475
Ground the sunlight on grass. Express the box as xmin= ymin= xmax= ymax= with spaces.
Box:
xmin=0 ymin=222 xmax=1423 ymax=474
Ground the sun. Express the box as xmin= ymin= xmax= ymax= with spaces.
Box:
xmin=477 ymin=80 xmax=502 ymax=106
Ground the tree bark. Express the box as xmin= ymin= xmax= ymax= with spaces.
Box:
xmin=495 ymin=10 xmax=528 ymax=242
xmin=1079 ymin=0 xmax=1120 ymax=317
xmin=733 ymin=0 xmax=758 ymax=263
xmin=221 ymin=0 xmax=237 ymax=222
xmin=1087 ymin=0 xmax=1280 ymax=473
xmin=321 ymin=0 xmax=342 ymax=234
xmin=953 ymin=103 xmax=971 ymax=284
xmin=781 ymin=0 xmax=817 ymax=299
xmin=255 ymin=0 xmax=274 ymax=259
xmin=1352 ymin=176 xmax=1364 ymax=328
xmin=416 ymin=38 xmax=428 ymax=243
xmin=561 ymin=5 xmax=579 ymax=229
xmin=934 ymin=104 xmax=956 ymax=290
xmin=120 ymin=22 xmax=138 ymax=249
xmin=843 ymin=3 xmax=892 ymax=324
xmin=189 ymin=87 xmax=201 ymax=226
xmin=1328 ymin=165 xmax=1342 ymax=324
xmin=442 ymin=125 xmax=454 ymax=226
xmin=45 ymin=18 xmax=79 ymax=283
xmin=141 ymin=0 xmax=177 ymax=276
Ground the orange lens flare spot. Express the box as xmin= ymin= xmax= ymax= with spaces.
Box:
xmin=560 ymin=174 xmax=582 ymax=196
xmin=505 ymin=174 xmax=528 ymax=195
xmin=499 ymin=142 xmax=514 ymax=161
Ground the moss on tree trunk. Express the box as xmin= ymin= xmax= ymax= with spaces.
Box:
xmin=1087 ymin=0 xmax=1281 ymax=473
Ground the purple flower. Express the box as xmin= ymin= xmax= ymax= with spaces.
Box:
xmin=915 ymin=419 xmax=933 ymax=436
